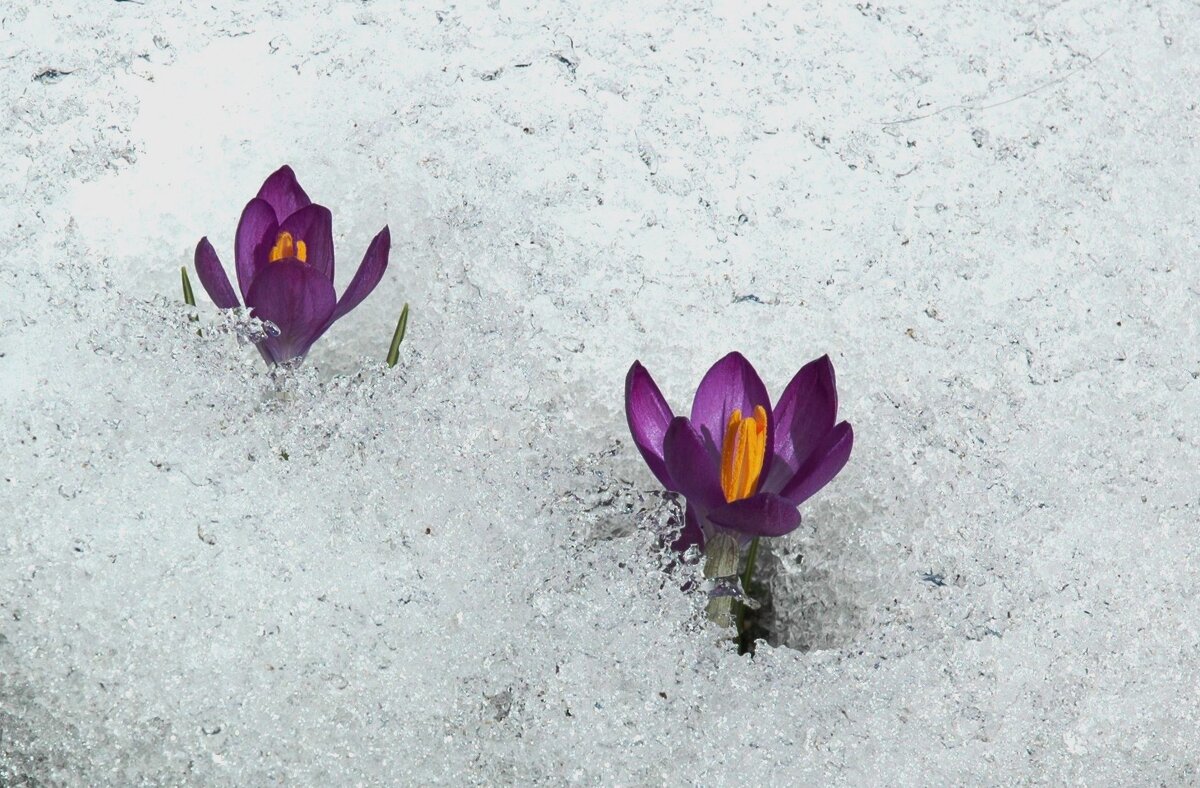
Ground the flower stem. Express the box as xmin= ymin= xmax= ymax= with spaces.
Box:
xmin=741 ymin=536 xmax=760 ymax=593
xmin=735 ymin=536 xmax=760 ymax=651
xmin=703 ymin=532 xmax=739 ymax=627
xmin=386 ymin=303 xmax=409 ymax=368
xmin=181 ymin=267 xmax=196 ymax=307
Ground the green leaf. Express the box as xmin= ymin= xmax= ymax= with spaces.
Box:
xmin=181 ymin=267 xmax=196 ymax=307
xmin=386 ymin=303 xmax=410 ymax=368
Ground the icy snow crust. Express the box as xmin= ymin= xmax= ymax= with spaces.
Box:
xmin=2 ymin=0 xmax=1199 ymax=784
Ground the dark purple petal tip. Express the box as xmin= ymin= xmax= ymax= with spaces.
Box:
xmin=234 ymin=198 xmax=279 ymax=302
xmin=194 ymin=237 xmax=239 ymax=309
xmin=329 ymin=225 xmax=390 ymax=325
xmin=690 ymin=351 xmax=773 ymax=458
xmin=256 ymin=165 xmax=312 ymax=222
xmin=780 ymin=421 xmax=854 ymax=505
xmin=772 ymin=354 xmax=838 ymax=474
xmin=625 ymin=361 xmax=676 ymax=490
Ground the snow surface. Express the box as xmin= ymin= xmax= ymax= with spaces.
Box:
xmin=2 ymin=0 xmax=1199 ymax=784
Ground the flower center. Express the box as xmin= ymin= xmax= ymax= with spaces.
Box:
xmin=268 ymin=231 xmax=307 ymax=263
xmin=719 ymin=405 xmax=768 ymax=502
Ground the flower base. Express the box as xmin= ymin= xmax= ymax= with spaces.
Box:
xmin=702 ymin=532 xmax=739 ymax=627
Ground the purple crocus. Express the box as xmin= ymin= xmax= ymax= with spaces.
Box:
xmin=193 ymin=165 xmax=390 ymax=365
xmin=626 ymin=352 xmax=853 ymax=552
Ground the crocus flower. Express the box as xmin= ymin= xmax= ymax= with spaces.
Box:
xmin=626 ymin=352 xmax=853 ymax=552
xmin=193 ymin=165 xmax=390 ymax=365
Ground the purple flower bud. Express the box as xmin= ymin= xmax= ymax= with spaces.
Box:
xmin=193 ymin=165 xmax=390 ymax=365
xmin=625 ymin=353 xmax=853 ymax=550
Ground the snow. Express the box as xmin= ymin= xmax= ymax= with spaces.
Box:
xmin=3 ymin=0 xmax=1199 ymax=783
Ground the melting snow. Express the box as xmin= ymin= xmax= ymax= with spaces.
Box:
xmin=2 ymin=1 xmax=1199 ymax=783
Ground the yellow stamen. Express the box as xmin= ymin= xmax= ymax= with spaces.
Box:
xmin=719 ymin=405 xmax=768 ymax=502
xmin=268 ymin=231 xmax=308 ymax=263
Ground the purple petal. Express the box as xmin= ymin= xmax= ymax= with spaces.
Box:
xmin=780 ymin=421 xmax=854 ymax=505
xmin=278 ymin=203 xmax=335 ymax=282
xmin=234 ymin=198 xmax=278 ymax=302
xmin=672 ymin=503 xmax=705 ymax=553
xmin=689 ymin=351 xmax=775 ymax=485
xmin=256 ymin=165 xmax=312 ymax=222
xmin=193 ymin=237 xmax=239 ymax=308
xmin=625 ymin=362 xmax=676 ymax=490
xmin=772 ymin=355 xmax=837 ymax=473
xmin=709 ymin=493 xmax=801 ymax=537
xmin=330 ymin=226 xmax=390 ymax=324
xmin=662 ymin=416 xmax=726 ymax=511
xmin=245 ymin=260 xmax=337 ymax=364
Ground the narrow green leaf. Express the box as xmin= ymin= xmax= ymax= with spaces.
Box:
xmin=181 ymin=266 xmax=196 ymax=307
xmin=386 ymin=302 xmax=410 ymax=368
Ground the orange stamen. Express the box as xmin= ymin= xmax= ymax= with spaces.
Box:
xmin=268 ymin=231 xmax=308 ymax=263
xmin=719 ymin=405 xmax=768 ymax=502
